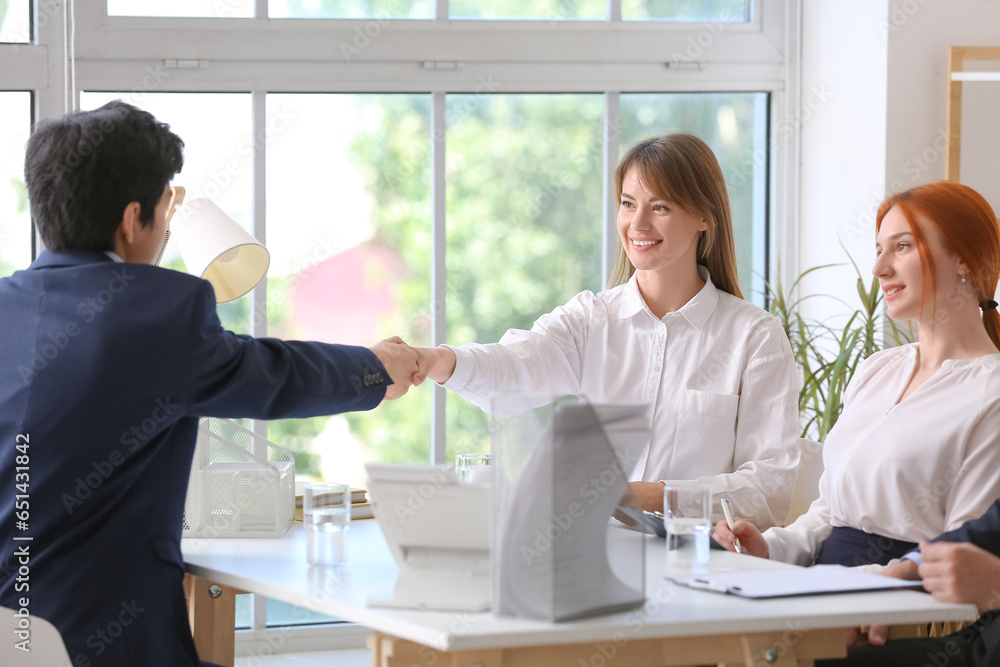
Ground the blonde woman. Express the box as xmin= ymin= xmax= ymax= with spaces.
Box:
xmin=413 ymin=134 xmax=800 ymax=526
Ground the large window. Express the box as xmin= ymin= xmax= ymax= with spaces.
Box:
xmin=3 ymin=0 xmax=793 ymax=645
xmin=0 ymin=92 xmax=32 ymax=275
xmin=264 ymin=93 xmax=432 ymax=480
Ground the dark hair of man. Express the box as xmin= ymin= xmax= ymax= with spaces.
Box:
xmin=24 ymin=100 xmax=184 ymax=252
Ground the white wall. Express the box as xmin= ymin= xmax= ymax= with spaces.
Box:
xmin=797 ymin=0 xmax=888 ymax=322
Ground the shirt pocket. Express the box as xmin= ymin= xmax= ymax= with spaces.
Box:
xmin=675 ymin=389 xmax=740 ymax=469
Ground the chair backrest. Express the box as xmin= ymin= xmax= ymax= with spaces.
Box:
xmin=783 ymin=438 xmax=824 ymax=526
xmin=0 ymin=606 xmax=72 ymax=666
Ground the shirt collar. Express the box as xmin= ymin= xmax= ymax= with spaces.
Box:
xmin=618 ymin=265 xmax=721 ymax=331
xmin=104 ymin=251 xmax=124 ymax=263
xmin=29 ymin=249 xmax=115 ymax=270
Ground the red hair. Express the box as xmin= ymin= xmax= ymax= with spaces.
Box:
xmin=876 ymin=181 xmax=1000 ymax=349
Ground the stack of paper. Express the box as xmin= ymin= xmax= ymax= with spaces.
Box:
xmin=293 ymin=482 xmax=373 ymax=521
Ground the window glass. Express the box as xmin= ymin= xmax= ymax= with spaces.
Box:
xmin=80 ymin=92 xmax=254 ymax=332
xmin=619 ymin=91 xmax=768 ymax=300
xmin=270 ymin=0 xmax=433 ymax=19
xmin=0 ymin=92 xmax=32 ymax=277
xmin=266 ymin=599 xmax=336 ymax=626
xmin=444 ymin=93 xmax=605 ymax=458
xmin=450 ymin=0 xmax=606 ymax=20
xmin=107 ymin=0 xmax=254 ymax=18
xmin=235 ymin=594 xmax=251 ymax=630
xmin=0 ymin=0 xmax=30 ymax=43
xmin=265 ymin=93 xmax=431 ymax=484
xmin=622 ymin=0 xmax=750 ymax=21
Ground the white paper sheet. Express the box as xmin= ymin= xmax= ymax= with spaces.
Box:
xmin=669 ymin=564 xmax=924 ymax=599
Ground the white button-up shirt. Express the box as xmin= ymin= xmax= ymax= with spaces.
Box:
xmin=443 ymin=267 xmax=800 ymax=528
xmin=765 ymin=343 xmax=1000 ymax=565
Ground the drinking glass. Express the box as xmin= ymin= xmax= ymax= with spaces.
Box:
xmin=455 ymin=453 xmax=492 ymax=485
xmin=304 ymin=482 xmax=350 ymax=566
xmin=663 ymin=482 xmax=711 ymax=575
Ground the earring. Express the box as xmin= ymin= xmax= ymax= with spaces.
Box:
xmin=961 ymin=273 xmax=968 ymax=284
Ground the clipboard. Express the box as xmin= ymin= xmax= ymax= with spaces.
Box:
xmin=668 ymin=564 xmax=924 ymax=599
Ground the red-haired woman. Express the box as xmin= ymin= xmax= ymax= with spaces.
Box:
xmin=716 ymin=180 xmax=1000 ymax=567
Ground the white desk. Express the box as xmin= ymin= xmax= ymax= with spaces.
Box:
xmin=182 ymin=521 xmax=976 ymax=667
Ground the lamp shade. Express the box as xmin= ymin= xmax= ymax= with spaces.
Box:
xmin=171 ymin=198 xmax=270 ymax=303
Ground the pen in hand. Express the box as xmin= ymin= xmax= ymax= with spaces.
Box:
xmin=720 ymin=498 xmax=742 ymax=555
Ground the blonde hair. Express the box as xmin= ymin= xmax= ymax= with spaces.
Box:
xmin=607 ymin=133 xmax=742 ymax=298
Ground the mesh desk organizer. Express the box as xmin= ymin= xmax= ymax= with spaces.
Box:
xmin=182 ymin=417 xmax=295 ymax=538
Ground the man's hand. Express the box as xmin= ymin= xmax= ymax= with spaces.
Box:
xmin=920 ymin=541 xmax=1000 ymax=612
xmin=863 ymin=558 xmax=921 ymax=646
xmin=712 ymin=519 xmax=769 ymax=558
xmin=369 ymin=337 xmax=421 ymax=400
xmin=412 ymin=345 xmax=457 ymax=385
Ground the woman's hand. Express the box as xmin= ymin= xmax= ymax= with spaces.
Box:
xmin=412 ymin=345 xmax=458 ymax=385
xmin=629 ymin=481 xmax=666 ymax=512
xmin=713 ymin=519 xmax=769 ymax=558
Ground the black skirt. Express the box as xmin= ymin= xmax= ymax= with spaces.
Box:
xmin=814 ymin=526 xmax=918 ymax=567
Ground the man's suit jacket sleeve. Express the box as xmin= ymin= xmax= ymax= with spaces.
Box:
xmin=931 ymin=499 xmax=1000 ymax=558
xmin=185 ymin=280 xmax=390 ymax=419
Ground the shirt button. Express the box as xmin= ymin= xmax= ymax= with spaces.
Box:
xmin=653 ymin=366 xmax=660 ymax=371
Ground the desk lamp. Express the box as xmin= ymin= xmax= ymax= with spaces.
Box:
xmin=161 ymin=188 xmax=270 ymax=303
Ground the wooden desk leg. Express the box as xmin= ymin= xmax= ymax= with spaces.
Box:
xmin=718 ymin=630 xmax=846 ymax=667
xmin=185 ymin=573 xmax=238 ymax=667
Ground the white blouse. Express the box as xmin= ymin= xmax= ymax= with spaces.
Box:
xmin=765 ymin=343 xmax=1000 ymax=565
xmin=442 ymin=267 xmax=801 ymax=528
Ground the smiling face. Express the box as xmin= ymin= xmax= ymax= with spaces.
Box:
xmin=873 ymin=205 xmax=966 ymax=321
xmin=616 ymin=166 xmax=707 ymax=276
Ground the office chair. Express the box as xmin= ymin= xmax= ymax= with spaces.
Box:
xmin=0 ymin=605 xmax=71 ymax=665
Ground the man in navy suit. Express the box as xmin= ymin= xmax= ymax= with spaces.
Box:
xmin=0 ymin=101 xmax=421 ymax=666
xmin=819 ymin=499 xmax=1000 ymax=666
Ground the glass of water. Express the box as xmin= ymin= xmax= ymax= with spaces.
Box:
xmin=304 ymin=482 xmax=350 ymax=567
xmin=455 ymin=453 xmax=492 ymax=485
xmin=662 ymin=482 xmax=711 ymax=575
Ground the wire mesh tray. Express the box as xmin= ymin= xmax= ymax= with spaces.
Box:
xmin=182 ymin=417 xmax=295 ymax=538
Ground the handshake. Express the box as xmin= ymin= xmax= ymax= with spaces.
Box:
xmin=369 ymin=337 xmax=458 ymax=401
